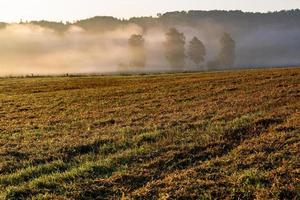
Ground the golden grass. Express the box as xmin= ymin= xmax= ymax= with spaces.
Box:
xmin=0 ymin=68 xmax=299 ymax=199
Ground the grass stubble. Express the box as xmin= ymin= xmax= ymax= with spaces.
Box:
xmin=0 ymin=68 xmax=299 ymax=199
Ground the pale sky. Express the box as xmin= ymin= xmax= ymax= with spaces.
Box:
xmin=0 ymin=0 xmax=299 ymax=22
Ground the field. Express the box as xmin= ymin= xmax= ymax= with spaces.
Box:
xmin=0 ymin=68 xmax=299 ymax=199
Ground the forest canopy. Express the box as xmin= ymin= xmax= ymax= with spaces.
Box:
xmin=4 ymin=10 xmax=300 ymax=33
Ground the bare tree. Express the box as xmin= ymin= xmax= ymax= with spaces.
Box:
xmin=164 ymin=28 xmax=186 ymax=70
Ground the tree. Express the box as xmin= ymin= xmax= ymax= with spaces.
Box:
xmin=164 ymin=28 xmax=186 ymax=70
xmin=218 ymin=32 xmax=235 ymax=67
xmin=128 ymin=34 xmax=146 ymax=68
xmin=188 ymin=37 xmax=206 ymax=68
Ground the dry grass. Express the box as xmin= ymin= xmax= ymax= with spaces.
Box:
xmin=0 ymin=68 xmax=299 ymax=199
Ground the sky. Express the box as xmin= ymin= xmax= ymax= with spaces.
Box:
xmin=0 ymin=0 xmax=300 ymax=22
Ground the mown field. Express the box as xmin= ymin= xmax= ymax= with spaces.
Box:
xmin=0 ymin=68 xmax=299 ymax=199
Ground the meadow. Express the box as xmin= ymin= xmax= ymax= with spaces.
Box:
xmin=0 ymin=68 xmax=299 ymax=199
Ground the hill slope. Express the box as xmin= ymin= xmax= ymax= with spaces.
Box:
xmin=0 ymin=68 xmax=299 ymax=199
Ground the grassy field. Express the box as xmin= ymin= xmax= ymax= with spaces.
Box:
xmin=0 ymin=68 xmax=299 ymax=199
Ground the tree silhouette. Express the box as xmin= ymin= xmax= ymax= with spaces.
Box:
xmin=164 ymin=28 xmax=186 ymax=70
xmin=188 ymin=37 xmax=206 ymax=68
xmin=219 ymin=32 xmax=235 ymax=67
xmin=128 ymin=34 xmax=146 ymax=68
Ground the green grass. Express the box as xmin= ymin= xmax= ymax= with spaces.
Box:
xmin=0 ymin=68 xmax=299 ymax=199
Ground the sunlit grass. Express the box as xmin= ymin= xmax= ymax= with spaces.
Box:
xmin=0 ymin=68 xmax=299 ymax=199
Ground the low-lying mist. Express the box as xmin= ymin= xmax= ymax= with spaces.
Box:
xmin=0 ymin=24 xmax=142 ymax=76
xmin=0 ymin=20 xmax=300 ymax=76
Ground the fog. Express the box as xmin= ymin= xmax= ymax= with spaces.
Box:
xmin=0 ymin=22 xmax=300 ymax=76
xmin=236 ymin=26 xmax=300 ymax=67
xmin=0 ymin=24 xmax=142 ymax=76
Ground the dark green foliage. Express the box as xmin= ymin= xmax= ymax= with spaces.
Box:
xmin=74 ymin=16 xmax=122 ymax=33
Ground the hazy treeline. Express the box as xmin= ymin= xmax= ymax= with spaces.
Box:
xmin=7 ymin=10 xmax=299 ymax=34
xmin=0 ymin=10 xmax=300 ymax=75
xmin=127 ymin=29 xmax=235 ymax=71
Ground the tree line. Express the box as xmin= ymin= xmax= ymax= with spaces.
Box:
xmin=9 ymin=10 xmax=300 ymax=34
xmin=128 ymin=28 xmax=235 ymax=70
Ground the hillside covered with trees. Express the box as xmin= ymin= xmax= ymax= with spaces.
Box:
xmin=2 ymin=10 xmax=299 ymax=33
xmin=0 ymin=10 xmax=300 ymax=75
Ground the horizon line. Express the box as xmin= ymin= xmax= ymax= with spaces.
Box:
xmin=1 ymin=8 xmax=299 ymax=24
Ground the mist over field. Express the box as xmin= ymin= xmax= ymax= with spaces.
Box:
xmin=235 ymin=26 xmax=300 ymax=67
xmin=1 ymin=3 xmax=300 ymax=198
xmin=0 ymin=10 xmax=300 ymax=76
xmin=0 ymin=24 xmax=143 ymax=75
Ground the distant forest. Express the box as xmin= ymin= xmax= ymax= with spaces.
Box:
xmin=1 ymin=10 xmax=300 ymax=75
xmin=1 ymin=10 xmax=300 ymax=33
